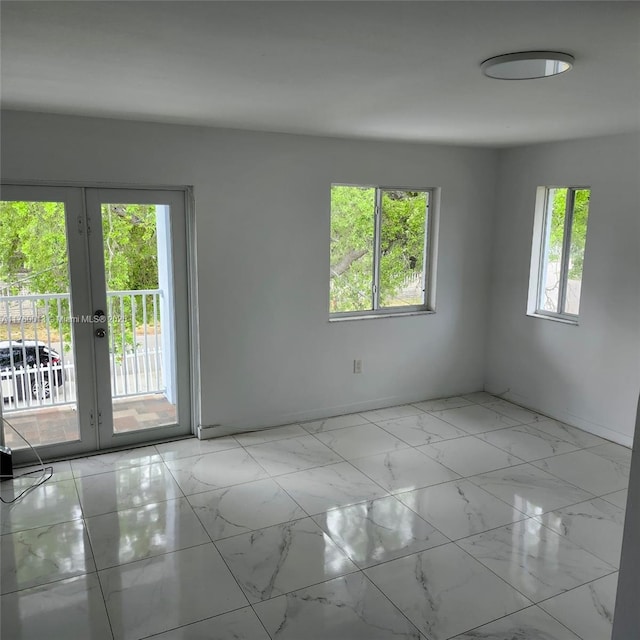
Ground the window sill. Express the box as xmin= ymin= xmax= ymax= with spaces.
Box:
xmin=329 ymin=310 xmax=435 ymax=322
xmin=527 ymin=312 xmax=579 ymax=326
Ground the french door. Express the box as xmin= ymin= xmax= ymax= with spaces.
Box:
xmin=0 ymin=185 xmax=192 ymax=463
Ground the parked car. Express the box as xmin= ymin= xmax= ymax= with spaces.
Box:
xmin=0 ymin=340 xmax=65 ymax=401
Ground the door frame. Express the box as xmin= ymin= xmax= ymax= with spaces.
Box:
xmin=0 ymin=182 xmax=197 ymax=464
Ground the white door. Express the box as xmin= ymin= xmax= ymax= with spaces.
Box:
xmin=0 ymin=185 xmax=192 ymax=462
xmin=85 ymin=188 xmax=191 ymax=450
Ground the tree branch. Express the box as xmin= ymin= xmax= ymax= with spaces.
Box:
xmin=330 ymin=249 xmax=367 ymax=278
xmin=110 ymin=205 xmax=143 ymax=225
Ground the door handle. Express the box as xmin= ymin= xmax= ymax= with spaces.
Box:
xmin=95 ymin=328 xmax=106 ymax=338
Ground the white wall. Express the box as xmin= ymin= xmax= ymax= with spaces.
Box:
xmin=486 ymin=134 xmax=640 ymax=446
xmin=0 ymin=110 xmax=497 ymax=432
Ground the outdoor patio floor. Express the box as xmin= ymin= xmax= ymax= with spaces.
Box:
xmin=2 ymin=394 xmax=177 ymax=449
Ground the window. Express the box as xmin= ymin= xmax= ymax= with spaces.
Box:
xmin=330 ymin=185 xmax=435 ymax=317
xmin=530 ymin=186 xmax=590 ymax=320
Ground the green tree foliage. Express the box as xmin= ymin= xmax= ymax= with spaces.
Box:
xmin=101 ymin=204 xmax=159 ymax=291
xmin=379 ymin=190 xmax=427 ymax=306
xmin=0 ymin=201 xmax=158 ymax=293
xmin=330 ymin=186 xmax=427 ymax=312
xmin=568 ymin=189 xmax=590 ymax=280
xmin=330 ymin=186 xmax=375 ymax=312
xmin=547 ymin=188 xmax=590 ymax=279
xmin=0 ymin=201 xmax=71 ymax=294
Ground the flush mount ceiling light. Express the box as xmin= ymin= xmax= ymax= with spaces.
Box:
xmin=481 ymin=51 xmax=574 ymax=80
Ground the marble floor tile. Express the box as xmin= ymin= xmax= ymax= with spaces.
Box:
xmin=458 ymin=520 xmax=615 ymax=602
xmin=351 ymin=448 xmax=459 ymax=494
xmin=461 ymin=391 xmax=497 ymax=404
xmin=433 ymin=404 xmax=519 ymax=435
xmin=477 ymin=424 xmax=581 ymax=462
xmin=147 ymin=607 xmax=271 ymax=639
xmin=587 ymin=441 xmax=632 ymax=467
xmin=254 ymin=572 xmax=425 ymax=640
xmin=539 ymin=573 xmax=618 ymax=640
xmin=1 ymin=396 xmax=630 ymax=640
xmin=100 ymin=544 xmax=247 ymax=640
xmin=534 ymin=498 xmax=626 ymax=568
xmin=1 ymin=478 xmax=83 ymax=535
xmin=451 ymin=605 xmax=580 ymax=639
xmin=233 ymin=423 xmax=307 ymax=446
xmin=70 ymin=445 xmax=162 ymax=477
xmin=359 ymin=404 xmax=424 ymax=422
xmin=0 ymin=573 xmax=112 ymax=640
xmin=275 ymin=462 xmax=388 ymax=515
xmin=533 ymin=449 xmax=630 ymax=496
xmin=155 ymin=436 xmax=240 ymax=461
xmin=76 ymin=462 xmax=183 ymax=517
xmin=531 ymin=419 xmax=608 ymax=449
xmin=301 ymin=412 xmax=370 ymax=434
xmin=85 ymin=497 xmax=210 ymax=570
xmin=244 ymin=435 xmax=343 ymax=475
xmin=147 ymin=607 xmax=270 ymax=639
xmin=469 ymin=464 xmax=594 ymax=517
xmin=313 ymin=496 xmax=449 ymax=568
xmin=1 ymin=519 xmax=94 ymax=594
xmin=165 ymin=448 xmax=269 ymax=495
xmin=365 ymin=543 xmax=531 ymax=640
xmin=482 ymin=398 xmax=545 ymax=424
xmin=187 ymin=478 xmax=306 ymax=540
xmin=376 ymin=412 xmax=468 ymax=446
xmin=412 ymin=396 xmax=473 ymax=412
xmin=602 ymin=489 xmax=628 ymax=509
xmin=418 ymin=436 xmax=524 ymax=477
xmin=315 ymin=423 xmax=408 ymax=459
xmin=215 ymin=517 xmax=358 ymax=603
xmin=397 ymin=479 xmax=527 ymax=540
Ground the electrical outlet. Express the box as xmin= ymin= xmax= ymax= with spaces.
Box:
xmin=353 ymin=359 xmax=362 ymax=374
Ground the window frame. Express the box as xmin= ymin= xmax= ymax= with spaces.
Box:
xmin=528 ymin=185 xmax=590 ymax=323
xmin=330 ymin=184 xmax=438 ymax=320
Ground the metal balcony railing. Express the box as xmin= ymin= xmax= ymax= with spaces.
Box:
xmin=0 ymin=290 xmax=166 ymax=411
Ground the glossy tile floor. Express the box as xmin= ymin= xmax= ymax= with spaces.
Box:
xmin=1 ymin=393 xmax=630 ymax=639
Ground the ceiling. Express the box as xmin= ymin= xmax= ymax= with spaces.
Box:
xmin=1 ymin=1 xmax=639 ymax=147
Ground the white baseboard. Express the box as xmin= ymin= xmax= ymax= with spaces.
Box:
xmin=199 ymin=388 xmax=633 ymax=447
xmin=491 ymin=388 xmax=634 ymax=448
xmin=196 ymin=424 xmax=222 ymax=440
xmin=197 ymin=389 xmax=482 ymax=439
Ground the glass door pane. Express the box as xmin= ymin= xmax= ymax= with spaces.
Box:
xmin=0 ymin=199 xmax=82 ymax=450
xmin=86 ymin=189 xmax=190 ymax=449
xmin=102 ymin=203 xmax=177 ymax=433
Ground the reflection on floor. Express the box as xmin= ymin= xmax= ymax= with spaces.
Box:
xmin=2 ymin=394 xmax=177 ymax=449
xmin=0 ymin=392 xmax=630 ymax=639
